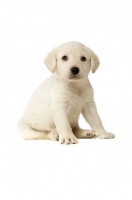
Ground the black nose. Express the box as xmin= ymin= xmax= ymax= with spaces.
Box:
xmin=71 ymin=67 xmax=79 ymax=75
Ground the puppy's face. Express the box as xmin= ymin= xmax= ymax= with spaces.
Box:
xmin=44 ymin=42 xmax=100 ymax=82
xmin=56 ymin=43 xmax=91 ymax=82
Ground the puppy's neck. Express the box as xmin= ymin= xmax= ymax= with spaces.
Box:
xmin=52 ymin=72 xmax=88 ymax=92
xmin=68 ymin=82 xmax=82 ymax=92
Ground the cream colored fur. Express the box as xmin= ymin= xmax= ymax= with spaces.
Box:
xmin=17 ymin=41 xmax=115 ymax=144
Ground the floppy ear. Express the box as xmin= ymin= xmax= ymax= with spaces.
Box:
xmin=90 ymin=50 xmax=100 ymax=73
xmin=44 ymin=49 xmax=57 ymax=73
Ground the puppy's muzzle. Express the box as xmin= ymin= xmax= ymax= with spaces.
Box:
xmin=71 ymin=67 xmax=79 ymax=75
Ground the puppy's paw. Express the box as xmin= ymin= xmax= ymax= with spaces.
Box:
xmin=59 ymin=134 xmax=78 ymax=144
xmin=74 ymin=129 xmax=96 ymax=139
xmin=86 ymin=131 xmax=97 ymax=139
xmin=48 ymin=128 xmax=59 ymax=141
xmin=96 ymin=131 xmax=115 ymax=139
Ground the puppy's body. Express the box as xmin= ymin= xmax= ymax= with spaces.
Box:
xmin=18 ymin=42 xmax=115 ymax=144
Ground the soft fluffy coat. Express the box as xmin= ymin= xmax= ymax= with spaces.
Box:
xmin=17 ymin=41 xmax=115 ymax=144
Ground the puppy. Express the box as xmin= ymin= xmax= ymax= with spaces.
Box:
xmin=17 ymin=41 xmax=115 ymax=144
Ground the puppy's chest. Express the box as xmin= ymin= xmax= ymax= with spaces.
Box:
xmin=64 ymin=90 xmax=84 ymax=119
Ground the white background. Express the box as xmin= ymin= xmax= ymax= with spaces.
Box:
xmin=0 ymin=0 xmax=132 ymax=199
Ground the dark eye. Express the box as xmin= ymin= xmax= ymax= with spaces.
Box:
xmin=62 ymin=55 xmax=68 ymax=61
xmin=81 ymin=56 xmax=86 ymax=61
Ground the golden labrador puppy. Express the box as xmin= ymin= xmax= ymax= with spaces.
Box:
xmin=17 ymin=41 xmax=115 ymax=144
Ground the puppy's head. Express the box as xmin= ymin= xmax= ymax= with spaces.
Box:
xmin=44 ymin=41 xmax=100 ymax=82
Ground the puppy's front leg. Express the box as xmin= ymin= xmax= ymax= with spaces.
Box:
xmin=51 ymin=106 xmax=78 ymax=144
xmin=82 ymin=101 xmax=115 ymax=139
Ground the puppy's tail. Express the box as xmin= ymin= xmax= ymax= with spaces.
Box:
xmin=17 ymin=119 xmax=48 ymax=140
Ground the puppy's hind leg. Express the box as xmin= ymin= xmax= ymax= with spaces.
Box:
xmin=17 ymin=119 xmax=49 ymax=140
xmin=17 ymin=119 xmax=59 ymax=141
xmin=48 ymin=128 xmax=59 ymax=141
xmin=73 ymin=124 xmax=96 ymax=139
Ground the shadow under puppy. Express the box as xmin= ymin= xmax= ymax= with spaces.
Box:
xmin=17 ymin=41 xmax=115 ymax=144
